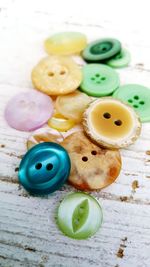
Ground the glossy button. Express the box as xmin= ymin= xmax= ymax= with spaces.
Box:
xmin=45 ymin=32 xmax=87 ymax=55
xmin=82 ymin=38 xmax=121 ymax=62
xmin=48 ymin=113 xmax=75 ymax=131
xmin=80 ymin=64 xmax=120 ymax=97
xmin=27 ymin=127 xmax=64 ymax=150
xmin=113 ymin=84 xmax=150 ymax=122
xmin=19 ymin=142 xmax=71 ymax=194
xmin=61 ymin=131 xmax=121 ymax=190
xmin=55 ymin=91 xmax=91 ymax=122
xmin=106 ymin=48 xmax=131 ymax=68
xmin=31 ymin=56 xmax=82 ymax=96
xmin=4 ymin=90 xmax=53 ymax=131
xmin=57 ymin=192 xmax=103 ymax=239
xmin=83 ymin=98 xmax=141 ymax=149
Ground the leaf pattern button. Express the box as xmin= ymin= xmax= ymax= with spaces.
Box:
xmin=57 ymin=192 xmax=103 ymax=239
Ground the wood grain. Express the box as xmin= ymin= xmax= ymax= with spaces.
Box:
xmin=0 ymin=0 xmax=150 ymax=266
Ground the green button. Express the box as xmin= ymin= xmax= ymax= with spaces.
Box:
xmin=80 ymin=64 xmax=120 ymax=97
xmin=113 ymin=84 xmax=150 ymax=122
xmin=106 ymin=48 xmax=131 ymax=68
xmin=82 ymin=38 xmax=121 ymax=62
xmin=57 ymin=192 xmax=103 ymax=239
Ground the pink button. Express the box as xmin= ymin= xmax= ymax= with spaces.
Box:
xmin=5 ymin=90 xmax=54 ymax=131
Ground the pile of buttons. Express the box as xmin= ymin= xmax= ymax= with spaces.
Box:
xmin=4 ymin=32 xmax=150 ymax=239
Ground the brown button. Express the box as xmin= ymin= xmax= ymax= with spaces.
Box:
xmin=83 ymin=97 xmax=141 ymax=149
xmin=61 ymin=131 xmax=121 ymax=190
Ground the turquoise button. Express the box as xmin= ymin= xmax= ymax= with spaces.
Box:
xmin=19 ymin=142 xmax=71 ymax=194
xmin=57 ymin=192 xmax=103 ymax=239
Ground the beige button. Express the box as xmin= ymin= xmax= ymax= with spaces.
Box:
xmin=61 ymin=131 xmax=121 ymax=190
xmin=31 ymin=56 xmax=82 ymax=96
xmin=56 ymin=90 xmax=92 ymax=123
xmin=83 ymin=97 xmax=141 ymax=149
xmin=27 ymin=127 xmax=64 ymax=150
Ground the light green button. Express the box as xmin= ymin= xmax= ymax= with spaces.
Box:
xmin=106 ymin=48 xmax=131 ymax=68
xmin=113 ymin=84 xmax=150 ymax=122
xmin=82 ymin=38 xmax=121 ymax=62
xmin=57 ymin=192 xmax=103 ymax=239
xmin=80 ymin=64 xmax=120 ymax=97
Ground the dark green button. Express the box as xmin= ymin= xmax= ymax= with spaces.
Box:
xmin=57 ymin=192 xmax=103 ymax=239
xmin=106 ymin=48 xmax=131 ymax=68
xmin=80 ymin=64 xmax=120 ymax=97
xmin=82 ymin=38 xmax=121 ymax=62
xmin=113 ymin=84 xmax=150 ymax=122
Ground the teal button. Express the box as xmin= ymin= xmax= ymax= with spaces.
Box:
xmin=80 ymin=64 xmax=120 ymax=97
xmin=113 ymin=84 xmax=150 ymax=122
xmin=106 ymin=48 xmax=131 ymax=68
xmin=19 ymin=142 xmax=71 ymax=194
xmin=82 ymin=38 xmax=121 ymax=62
xmin=57 ymin=192 xmax=103 ymax=239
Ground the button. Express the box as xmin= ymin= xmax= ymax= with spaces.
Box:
xmin=31 ymin=56 xmax=82 ymax=96
xmin=83 ymin=98 xmax=141 ymax=148
xmin=82 ymin=38 xmax=121 ymax=62
xmin=80 ymin=64 xmax=120 ymax=97
xmin=55 ymin=91 xmax=91 ymax=122
xmin=106 ymin=48 xmax=131 ymax=68
xmin=48 ymin=113 xmax=75 ymax=131
xmin=113 ymin=84 xmax=150 ymax=122
xmin=61 ymin=131 xmax=121 ymax=190
xmin=19 ymin=142 xmax=71 ymax=194
xmin=45 ymin=32 xmax=87 ymax=55
xmin=4 ymin=90 xmax=53 ymax=131
xmin=27 ymin=127 xmax=64 ymax=150
xmin=57 ymin=192 xmax=103 ymax=239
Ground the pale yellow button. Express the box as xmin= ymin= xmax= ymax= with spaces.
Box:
xmin=48 ymin=113 xmax=75 ymax=132
xmin=31 ymin=56 xmax=82 ymax=96
xmin=83 ymin=98 xmax=141 ymax=149
xmin=44 ymin=32 xmax=87 ymax=55
xmin=56 ymin=90 xmax=91 ymax=123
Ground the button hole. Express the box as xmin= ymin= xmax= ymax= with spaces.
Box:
xmin=114 ymin=120 xmax=122 ymax=126
xmin=60 ymin=70 xmax=66 ymax=75
xmin=91 ymin=150 xmax=97 ymax=155
xmin=95 ymin=73 xmax=100 ymax=77
xmin=103 ymin=112 xmax=111 ymax=119
xmin=134 ymin=95 xmax=139 ymax=100
xmin=128 ymin=99 xmax=133 ymax=103
xmin=139 ymin=101 xmax=145 ymax=105
xmin=133 ymin=104 xmax=138 ymax=108
xmin=101 ymin=77 xmax=106 ymax=81
xmin=46 ymin=163 xmax=53 ymax=171
xmin=35 ymin=163 xmax=42 ymax=170
xmin=96 ymin=81 xmax=101 ymax=84
xmin=82 ymin=156 xmax=88 ymax=162
xmin=48 ymin=72 xmax=54 ymax=77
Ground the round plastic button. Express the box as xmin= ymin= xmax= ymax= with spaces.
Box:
xmin=83 ymin=97 xmax=141 ymax=149
xmin=5 ymin=90 xmax=53 ymax=131
xmin=45 ymin=32 xmax=87 ymax=55
xmin=55 ymin=91 xmax=91 ymax=123
xmin=82 ymin=38 xmax=121 ymax=62
xmin=113 ymin=84 xmax=150 ymax=122
xmin=31 ymin=56 xmax=82 ymax=96
xmin=19 ymin=142 xmax=71 ymax=194
xmin=27 ymin=127 xmax=64 ymax=150
xmin=57 ymin=192 xmax=103 ymax=239
xmin=80 ymin=64 xmax=120 ymax=97
xmin=48 ymin=113 xmax=75 ymax=131
xmin=106 ymin=48 xmax=131 ymax=68
xmin=61 ymin=131 xmax=121 ymax=190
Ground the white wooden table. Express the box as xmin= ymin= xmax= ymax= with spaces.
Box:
xmin=0 ymin=1 xmax=150 ymax=266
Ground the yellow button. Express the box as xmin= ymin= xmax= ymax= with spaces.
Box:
xmin=44 ymin=32 xmax=87 ymax=55
xmin=48 ymin=113 xmax=75 ymax=132
xmin=56 ymin=91 xmax=91 ymax=123
xmin=83 ymin=98 xmax=141 ymax=148
xmin=27 ymin=127 xmax=64 ymax=150
xmin=31 ymin=56 xmax=82 ymax=96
